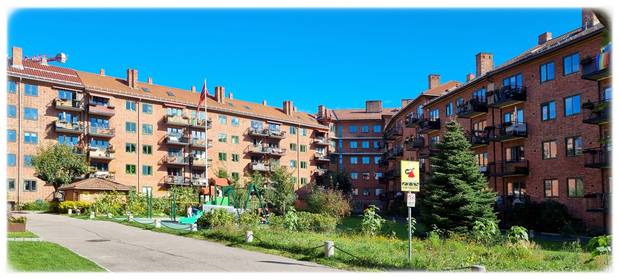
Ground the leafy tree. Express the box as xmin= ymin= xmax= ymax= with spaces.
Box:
xmin=419 ymin=120 xmax=497 ymax=233
xmin=264 ymin=165 xmax=297 ymax=215
xmin=306 ymin=188 xmax=351 ymax=218
xmin=32 ymin=144 xmax=90 ymax=200
xmin=324 ymin=171 xmax=353 ymax=195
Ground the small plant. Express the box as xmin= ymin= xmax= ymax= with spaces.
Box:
xmin=586 ymin=235 xmax=611 ymax=264
xmin=204 ymin=208 xmax=235 ymax=228
xmin=361 ymin=205 xmax=384 ymax=236
xmin=407 ymin=217 xmax=417 ymax=237
xmin=472 ymin=219 xmax=500 ymax=246
xmin=507 ymin=226 xmax=529 ymax=244
xmin=282 ymin=207 xmax=299 ymax=231
xmin=20 ymin=200 xmax=51 ymax=211
xmin=238 ymin=211 xmax=261 ymax=230
xmin=9 ymin=215 xmax=27 ymax=223
xmin=59 ymin=201 xmax=92 ymax=213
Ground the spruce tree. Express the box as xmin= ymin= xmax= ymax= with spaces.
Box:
xmin=419 ymin=120 xmax=497 ymax=233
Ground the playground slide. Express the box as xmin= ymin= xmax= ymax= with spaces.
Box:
xmin=178 ymin=210 xmax=203 ymax=224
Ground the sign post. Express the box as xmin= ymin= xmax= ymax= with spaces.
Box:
xmin=400 ymin=160 xmax=420 ymax=263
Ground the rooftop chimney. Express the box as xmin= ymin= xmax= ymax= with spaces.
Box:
xmin=126 ymin=69 xmax=138 ymax=89
xmin=582 ymin=8 xmax=600 ymax=30
xmin=428 ymin=74 xmax=440 ymax=89
xmin=475 ymin=53 xmax=493 ymax=77
xmin=99 ymin=68 xmax=105 ymax=76
xmin=228 ymin=92 xmax=234 ymax=100
xmin=191 ymin=85 xmax=196 ymax=92
xmin=283 ymin=100 xmax=294 ymax=116
xmin=466 ymin=73 xmax=475 ymax=82
xmin=401 ymin=99 xmax=413 ymax=108
xmin=147 ymin=77 xmax=153 ymax=84
xmin=214 ymin=86 xmax=225 ymax=103
xmin=538 ymin=32 xmax=552 ymax=45
xmin=365 ymin=100 xmax=382 ymax=113
xmin=262 ymin=100 xmax=267 ymax=106
xmin=11 ymin=46 xmax=23 ymax=69
xmin=317 ymin=105 xmax=327 ymax=119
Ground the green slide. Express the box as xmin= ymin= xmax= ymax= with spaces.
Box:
xmin=178 ymin=210 xmax=203 ymax=224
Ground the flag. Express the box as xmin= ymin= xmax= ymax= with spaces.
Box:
xmin=198 ymin=79 xmax=208 ymax=109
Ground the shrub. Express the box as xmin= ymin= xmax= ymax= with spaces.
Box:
xmin=507 ymin=200 xmax=582 ymax=233
xmin=20 ymin=200 xmax=51 ymax=211
xmin=58 ymin=201 xmax=92 ymax=213
xmin=297 ymin=212 xmax=339 ymax=233
xmin=507 ymin=226 xmax=529 ymax=245
xmin=93 ymin=191 xmax=125 ymax=216
xmin=238 ymin=211 xmax=261 ymax=230
xmin=283 ymin=208 xmax=300 ymax=231
xmin=360 ymin=205 xmax=384 ymax=236
xmin=587 ymin=235 xmax=612 ymax=259
xmin=306 ymin=188 xmax=351 ymax=218
xmin=202 ymin=208 xmax=235 ymax=228
xmin=472 ymin=220 xmax=501 ymax=246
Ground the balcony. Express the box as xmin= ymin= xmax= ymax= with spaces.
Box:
xmin=384 ymin=169 xmax=400 ymax=180
xmin=268 ymin=129 xmax=286 ymax=139
xmin=164 ymin=155 xmax=189 ymax=166
xmin=88 ymin=127 xmax=115 ymax=138
xmin=405 ymin=113 xmax=422 ymax=128
xmin=489 ymin=86 xmax=526 ymax=108
xmin=419 ymin=143 xmax=440 ymax=158
xmin=584 ymin=192 xmax=610 ymax=213
xmin=581 ymin=46 xmax=611 ymax=81
xmin=250 ymin=162 xmax=272 ymax=172
xmin=404 ymin=136 xmax=424 ymax=151
xmin=418 ymin=119 xmax=441 ymax=134
xmin=191 ymin=176 xmax=208 ymax=187
xmin=54 ymin=98 xmax=84 ymax=111
xmin=467 ymin=130 xmax=490 ymax=147
xmin=88 ymin=146 xmax=115 ymax=160
xmin=584 ymin=147 xmax=610 ymax=169
xmin=384 ymin=126 xmax=403 ymax=140
xmin=247 ymin=145 xmax=287 ymax=156
xmin=164 ymin=175 xmax=190 ymax=186
xmin=165 ymin=114 xmax=190 ymax=126
xmin=165 ymin=132 xmax=190 ymax=145
xmin=191 ymin=157 xmax=208 ymax=167
xmin=88 ymin=103 xmax=115 ymax=117
xmin=190 ymin=138 xmax=207 ymax=148
xmin=314 ymin=153 xmax=331 ymax=162
xmin=582 ymin=100 xmax=610 ymax=125
xmin=457 ymin=99 xmax=488 ymax=118
xmin=207 ymin=139 xmax=213 ymax=148
xmin=313 ymin=137 xmax=330 ymax=146
xmin=248 ymin=127 xmax=286 ymax=139
xmin=314 ymin=168 xmax=328 ymax=176
xmin=385 ymin=145 xmax=404 ymax=160
xmin=488 ymin=160 xmax=529 ymax=177
xmin=207 ymin=118 xmax=212 ymax=129
xmin=54 ymin=120 xmax=84 ymax=134
xmin=489 ymin=122 xmax=527 ymax=142
xmin=478 ymin=165 xmax=489 ymax=177
xmin=189 ymin=118 xmax=208 ymax=129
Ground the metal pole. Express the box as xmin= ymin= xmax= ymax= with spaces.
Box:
xmin=408 ymin=205 xmax=412 ymax=262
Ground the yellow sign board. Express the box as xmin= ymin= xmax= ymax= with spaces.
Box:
xmin=400 ymin=160 xmax=420 ymax=192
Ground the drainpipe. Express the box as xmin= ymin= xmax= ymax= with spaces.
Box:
xmin=17 ymin=77 xmax=23 ymax=206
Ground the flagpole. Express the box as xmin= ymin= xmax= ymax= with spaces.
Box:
xmin=204 ymin=79 xmax=208 ymax=188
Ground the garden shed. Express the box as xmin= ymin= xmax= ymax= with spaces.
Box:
xmin=59 ymin=177 xmax=132 ymax=202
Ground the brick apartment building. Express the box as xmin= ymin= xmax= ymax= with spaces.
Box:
xmin=7 ymin=48 xmax=330 ymax=207
xmin=383 ymin=9 xmax=611 ymax=232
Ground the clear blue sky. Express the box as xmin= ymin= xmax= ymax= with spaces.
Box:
xmin=9 ymin=8 xmax=581 ymax=113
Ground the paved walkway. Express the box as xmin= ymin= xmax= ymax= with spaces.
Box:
xmin=22 ymin=213 xmax=334 ymax=272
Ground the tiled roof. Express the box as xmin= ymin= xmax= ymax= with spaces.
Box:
xmin=59 ymin=177 xmax=132 ymax=191
xmin=209 ymin=177 xmax=230 ymax=187
xmin=7 ymin=60 xmax=83 ymax=86
xmin=329 ymin=107 xmax=399 ymax=121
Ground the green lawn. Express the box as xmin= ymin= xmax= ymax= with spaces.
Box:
xmin=8 ymin=241 xmax=105 ymax=272
xmin=8 ymin=231 xmax=39 ymax=238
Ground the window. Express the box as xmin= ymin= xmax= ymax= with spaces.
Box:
xmin=567 ymin=178 xmax=584 ymax=198
xmin=362 ymin=141 xmax=370 ymax=148
xmin=126 ymin=100 xmax=136 ymax=111
xmin=563 ymin=53 xmax=580 ymax=75
xmin=564 ymin=95 xmax=581 ymax=116
xmin=58 ymin=135 xmax=78 ymax=146
xmin=300 ymin=161 xmax=307 ymax=169
xmin=218 ymin=152 xmax=227 ymax=161
xmin=231 ymin=136 xmax=239 ymax=144
xmin=507 ymin=182 xmax=526 ymax=197
xmin=503 ymin=73 xmax=523 ymax=88
xmin=541 ymin=101 xmax=556 ymax=121
xmin=8 ymin=129 xmax=16 ymax=142
xmin=351 ymin=173 xmax=358 ymax=180
xmin=542 ymin=140 xmax=558 ymax=159
xmin=290 ymin=126 xmax=297 ymax=135
xmin=544 ymin=179 xmax=559 ymax=198
xmin=349 ymin=125 xmax=358 ymax=133
xmin=231 ymin=117 xmax=239 ymax=126
xmin=142 ymin=165 xmax=153 ymax=176
xmin=375 ymin=172 xmax=383 ymax=180
xmin=142 ymin=145 xmax=152 ymax=155
xmin=91 ymin=162 xmax=109 ymax=171
xmin=8 ymin=80 xmax=17 ymax=93
xmin=473 ymin=88 xmax=486 ymax=102
xmin=142 ymin=124 xmax=153 ymax=135
xmin=125 ymin=122 xmax=137 ymax=133
xmin=540 ymin=61 xmax=555 ymax=83
xmin=374 ymin=156 xmax=381 ymax=164
xmin=566 ymin=136 xmax=583 ymax=157
xmin=503 ymin=108 xmax=524 ymax=123
xmin=445 ymin=103 xmax=453 ymax=116
xmin=362 ymin=157 xmax=370 ymax=164
xmin=8 ymin=179 xmax=15 ymax=191
xmin=24 ymin=180 xmax=37 ymax=192
xmin=301 ymin=177 xmax=308 ymax=184
xmin=232 ymin=154 xmax=239 ymax=162
xmin=505 ymin=146 xmax=525 ymax=162
xmin=289 ymin=160 xmax=297 ymax=168
xmin=142 ymin=103 xmax=153 ymax=114
xmin=430 ymin=109 xmax=439 ymax=121
xmin=350 ymin=157 xmax=358 ymax=164
xmin=24 ymin=155 xmax=33 ymax=167
xmin=603 ymin=87 xmax=612 ymax=102
xmin=300 ymin=145 xmax=307 ymax=152
xmin=350 ymin=141 xmax=358 ymax=148
xmin=373 ymin=125 xmax=381 ymax=133
xmin=231 ymin=172 xmax=240 ymax=180
xmin=218 ymin=133 xmax=227 ymax=143
xmin=125 ymin=143 xmax=136 ymax=153
xmin=218 ymin=115 xmax=227 ymax=125
xmin=24 ymin=107 xmax=37 ymax=120
xmin=251 ymin=120 xmax=263 ymax=130
xmin=24 ymin=132 xmax=38 ymax=144
xmin=24 ymin=84 xmax=38 ymax=96
xmin=361 ymin=125 xmax=369 ymax=133
xmin=301 ymin=128 xmax=307 ymax=136
xmin=90 ymin=117 xmax=109 ymax=128
xmin=91 ymin=96 xmax=109 ymax=106
xmin=290 ymin=143 xmax=297 ymax=151
xmin=8 ymin=105 xmax=16 ymax=118
xmin=8 ymin=154 xmax=16 ymax=167
xmin=126 ymin=164 xmax=137 ymax=175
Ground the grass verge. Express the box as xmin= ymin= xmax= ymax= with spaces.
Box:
xmin=8 ymin=241 xmax=105 ymax=272
xmin=8 ymin=231 xmax=39 ymax=238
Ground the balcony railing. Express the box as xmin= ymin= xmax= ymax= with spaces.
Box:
xmin=405 ymin=113 xmax=422 ymax=127
xmin=315 ymin=168 xmax=328 ymax=176
xmin=191 ymin=157 xmax=208 ymax=167
xmin=191 ymin=176 xmax=208 ymax=186
xmin=313 ymin=137 xmax=330 ymax=146
xmin=247 ymin=145 xmax=287 ymax=156
xmin=314 ymin=153 xmax=331 ymax=162
xmin=190 ymin=138 xmax=207 ymax=148
xmin=207 ymin=118 xmax=212 ymax=129
xmin=385 ymin=145 xmax=404 ymax=160
xmin=88 ymin=127 xmax=115 ymax=138
xmin=189 ymin=118 xmax=207 ymax=129
xmin=489 ymin=122 xmax=527 ymax=142
xmin=582 ymin=100 xmax=610 ymax=125
xmin=488 ymin=160 xmax=529 ymax=177
xmin=164 ymin=175 xmax=190 ymax=185
xmin=165 ymin=114 xmax=190 ymax=126
xmin=164 ymin=155 xmax=189 ymax=165
xmin=207 ymin=139 xmax=213 ymax=148
xmin=418 ymin=119 xmax=441 ymax=134
xmin=248 ymin=127 xmax=286 ymax=139
xmin=584 ymin=147 xmax=610 ymax=169
xmin=467 ymin=130 xmax=490 ymax=147
xmin=55 ymin=120 xmax=85 ymax=134
xmin=165 ymin=132 xmax=190 ymax=145
xmin=384 ymin=126 xmax=403 ymax=140
xmin=489 ymin=86 xmax=527 ymax=108
xmin=584 ymin=192 xmax=610 ymax=213
xmin=581 ymin=45 xmax=611 ymax=81
xmin=250 ymin=162 xmax=272 ymax=172
xmin=54 ymin=98 xmax=84 ymax=111
xmin=478 ymin=165 xmax=489 ymax=176
xmin=88 ymin=102 xmax=115 ymax=116
xmin=457 ymin=99 xmax=488 ymax=118
xmin=89 ymin=146 xmax=115 ymax=160
xmin=404 ymin=136 xmax=424 ymax=150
